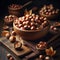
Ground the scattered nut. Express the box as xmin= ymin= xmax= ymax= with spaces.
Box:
xmin=9 ymin=36 xmax=16 ymax=43
xmin=7 ymin=53 xmax=12 ymax=59
xmin=39 ymin=55 xmax=44 ymax=59
xmin=14 ymin=13 xmax=48 ymax=30
xmin=39 ymin=4 xmax=59 ymax=18
xmin=5 ymin=33 xmax=10 ymax=39
xmin=11 ymin=31 xmax=16 ymax=36
xmin=9 ymin=57 xmax=14 ymax=60
xmin=36 ymin=41 xmax=47 ymax=50
xmin=1 ymin=31 xmax=10 ymax=37
xmin=3 ymin=25 xmax=9 ymax=30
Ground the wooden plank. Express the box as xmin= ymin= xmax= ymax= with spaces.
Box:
xmin=0 ymin=37 xmax=31 ymax=56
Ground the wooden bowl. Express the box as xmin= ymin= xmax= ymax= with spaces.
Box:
xmin=39 ymin=12 xmax=59 ymax=20
xmin=13 ymin=23 xmax=50 ymax=40
xmin=8 ymin=5 xmax=22 ymax=16
xmin=4 ymin=15 xmax=18 ymax=25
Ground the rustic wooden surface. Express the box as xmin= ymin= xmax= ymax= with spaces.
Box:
xmin=0 ymin=37 xmax=31 ymax=56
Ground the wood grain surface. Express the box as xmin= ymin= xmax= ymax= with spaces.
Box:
xmin=0 ymin=37 xmax=31 ymax=56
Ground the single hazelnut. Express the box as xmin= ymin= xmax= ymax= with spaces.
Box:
xmin=3 ymin=25 xmax=9 ymax=30
xmin=50 ymin=26 xmax=54 ymax=30
xmin=45 ymin=56 xmax=50 ymax=60
xmin=1 ymin=31 xmax=10 ymax=37
xmin=5 ymin=33 xmax=10 ymax=39
xmin=9 ymin=36 xmax=16 ymax=43
xmin=7 ymin=53 xmax=12 ymax=59
xmin=36 ymin=41 xmax=47 ymax=50
xmin=53 ymin=27 xmax=57 ymax=31
xmin=11 ymin=31 xmax=16 ymax=36
xmin=9 ymin=57 xmax=14 ymax=60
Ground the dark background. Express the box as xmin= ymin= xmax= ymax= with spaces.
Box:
xmin=0 ymin=0 xmax=60 ymax=17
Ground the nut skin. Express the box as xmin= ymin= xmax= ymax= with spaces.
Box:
xmin=3 ymin=25 xmax=9 ymax=30
xmin=40 ymin=4 xmax=59 ymax=18
xmin=1 ymin=31 xmax=10 ymax=37
xmin=7 ymin=54 xmax=14 ymax=60
xmin=45 ymin=56 xmax=50 ymax=60
xmin=9 ymin=4 xmax=21 ymax=9
xmin=36 ymin=41 xmax=47 ymax=50
xmin=39 ymin=55 xmax=44 ymax=59
xmin=4 ymin=15 xmax=17 ymax=25
xmin=9 ymin=36 xmax=16 ymax=43
xmin=50 ymin=26 xmax=57 ymax=31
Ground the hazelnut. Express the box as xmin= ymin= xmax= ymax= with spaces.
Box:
xmin=11 ymin=31 xmax=16 ymax=36
xmin=48 ymin=9 xmax=51 ymax=12
xmin=39 ymin=55 xmax=44 ymax=59
xmin=50 ymin=26 xmax=54 ymax=30
xmin=14 ymin=41 xmax=22 ymax=50
xmin=20 ymin=27 xmax=24 ymax=30
xmin=50 ymin=26 xmax=57 ymax=31
xmin=55 ymin=9 xmax=59 ymax=14
xmin=48 ymin=12 xmax=51 ymax=15
xmin=52 ymin=11 xmax=55 ymax=14
xmin=9 ymin=57 xmax=14 ymax=60
xmin=45 ymin=56 xmax=50 ymax=60
xmin=43 ymin=18 xmax=47 ymax=21
xmin=7 ymin=53 xmax=12 ymax=59
xmin=9 ymin=36 xmax=16 ymax=43
xmin=49 ymin=4 xmax=53 ymax=10
xmin=24 ymin=25 xmax=28 ymax=30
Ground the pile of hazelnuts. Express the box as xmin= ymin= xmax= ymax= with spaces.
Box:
xmin=50 ymin=25 xmax=59 ymax=34
xmin=14 ymin=14 xmax=48 ymax=30
xmin=40 ymin=4 xmax=59 ymax=16
xmin=6 ymin=30 xmax=22 ymax=50
xmin=2 ymin=26 xmax=22 ymax=50
xmin=5 ymin=30 xmax=16 ymax=43
xmin=38 ymin=54 xmax=53 ymax=60
xmin=36 ymin=41 xmax=55 ymax=60
xmin=4 ymin=15 xmax=17 ymax=25
xmin=36 ymin=41 xmax=47 ymax=50
xmin=9 ymin=4 xmax=21 ymax=10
